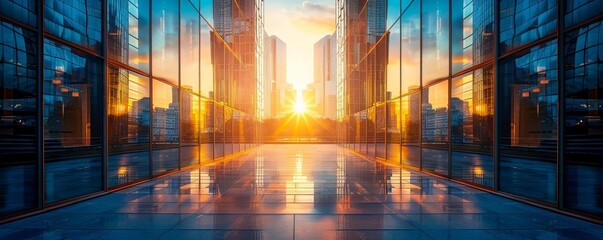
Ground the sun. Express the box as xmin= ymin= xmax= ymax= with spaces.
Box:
xmin=294 ymin=101 xmax=306 ymax=114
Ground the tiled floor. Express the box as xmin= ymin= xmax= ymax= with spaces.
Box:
xmin=1 ymin=144 xmax=602 ymax=239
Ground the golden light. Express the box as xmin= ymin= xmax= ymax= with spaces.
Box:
xmin=294 ymin=101 xmax=306 ymax=114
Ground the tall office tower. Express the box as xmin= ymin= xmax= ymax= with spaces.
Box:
xmin=0 ymin=0 xmax=264 ymax=220
xmin=313 ymin=32 xmax=337 ymax=119
xmin=267 ymin=36 xmax=289 ymax=118
xmin=263 ymin=31 xmax=273 ymax=118
xmin=334 ymin=0 xmax=603 ymax=221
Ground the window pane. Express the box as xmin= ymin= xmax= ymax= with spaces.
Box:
xmin=386 ymin=99 xmax=401 ymax=163
xmin=108 ymin=0 xmax=150 ymax=72
xmin=200 ymin=98 xmax=213 ymax=162
xmin=43 ymin=39 xmax=103 ymax=203
xmin=214 ymin=104 xmax=224 ymax=158
xmin=44 ymin=0 xmax=102 ymax=52
xmin=422 ymin=0 xmax=450 ymax=85
xmin=200 ymin=21 xmax=215 ymax=98
xmin=401 ymin=93 xmax=421 ymax=167
xmin=152 ymin=80 xmax=179 ymax=175
xmin=152 ymin=0 xmax=179 ymax=84
xmin=422 ymin=80 xmax=449 ymax=175
xmin=386 ymin=20 xmax=401 ymax=99
xmin=499 ymin=40 xmax=558 ymax=203
xmin=107 ymin=66 xmax=150 ymax=187
xmin=499 ymin=0 xmax=557 ymax=53
xmin=564 ymin=21 xmax=603 ymax=216
xmin=451 ymin=67 xmax=494 ymax=187
xmin=565 ymin=0 xmax=602 ymax=28
xmin=181 ymin=0 xmax=201 ymax=93
xmin=452 ymin=0 xmax=494 ymax=74
xmin=401 ymin=0 xmax=420 ymax=95
xmin=0 ymin=0 xmax=37 ymax=27
xmin=376 ymin=104 xmax=386 ymax=159
xmin=0 ymin=21 xmax=38 ymax=215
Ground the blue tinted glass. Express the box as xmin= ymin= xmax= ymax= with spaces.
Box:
xmin=564 ymin=21 xmax=603 ymax=216
xmin=181 ymin=0 xmax=201 ymax=93
xmin=107 ymin=0 xmax=150 ymax=72
xmin=499 ymin=0 xmax=557 ymax=53
xmin=43 ymin=38 xmax=103 ymax=203
xmin=565 ymin=0 xmax=603 ymax=27
xmin=0 ymin=0 xmax=37 ymax=27
xmin=401 ymin=0 xmax=420 ymax=94
xmin=498 ymin=40 xmax=558 ymax=203
xmin=152 ymin=0 xmax=179 ymax=84
xmin=422 ymin=0 xmax=450 ymax=85
xmin=0 ymin=20 xmax=38 ymax=215
xmin=44 ymin=0 xmax=103 ymax=52
xmin=452 ymin=0 xmax=494 ymax=73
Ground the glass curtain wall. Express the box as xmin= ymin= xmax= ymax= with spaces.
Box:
xmin=336 ymin=0 xmax=603 ymax=220
xmin=0 ymin=0 xmax=263 ymax=220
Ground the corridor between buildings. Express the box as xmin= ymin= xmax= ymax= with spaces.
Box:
xmin=1 ymin=144 xmax=601 ymax=239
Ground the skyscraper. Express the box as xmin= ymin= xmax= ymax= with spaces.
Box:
xmin=312 ymin=33 xmax=337 ymax=119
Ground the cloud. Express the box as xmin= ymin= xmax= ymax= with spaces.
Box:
xmin=290 ymin=1 xmax=336 ymax=34
xmin=291 ymin=16 xmax=335 ymax=34
xmin=299 ymin=1 xmax=335 ymax=14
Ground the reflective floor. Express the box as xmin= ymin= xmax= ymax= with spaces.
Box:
xmin=1 ymin=144 xmax=602 ymax=239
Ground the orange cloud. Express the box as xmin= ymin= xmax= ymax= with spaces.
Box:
xmin=290 ymin=16 xmax=335 ymax=34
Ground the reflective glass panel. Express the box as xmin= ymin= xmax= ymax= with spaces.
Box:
xmin=499 ymin=0 xmax=557 ymax=53
xmin=499 ymin=40 xmax=558 ymax=203
xmin=107 ymin=66 xmax=150 ymax=187
xmin=43 ymin=39 xmax=103 ymax=203
xmin=152 ymin=0 xmax=179 ymax=84
xmin=451 ymin=68 xmax=494 ymax=187
xmin=0 ymin=21 xmax=37 ymax=215
xmin=44 ymin=0 xmax=102 ymax=52
xmin=152 ymin=80 xmax=179 ymax=175
xmin=401 ymin=0 xmax=420 ymax=94
xmin=0 ymin=0 xmax=36 ymax=27
xmin=422 ymin=80 xmax=449 ymax=175
xmin=564 ymin=21 xmax=603 ymax=216
xmin=565 ymin=0 xmax=602 ymax=27
xmin=107 ymin=0 xmax=150 ymax=72
xmin=181 ymin=0 xmax=201 ymax=93
xmin=422 ymin=0 xmax=450 ymax=85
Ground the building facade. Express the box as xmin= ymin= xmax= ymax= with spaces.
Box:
xmin=263 ymin=35 xmax=287 ymax=119
xmin=337 ymin=0 xmax=603 ymax=221
xmin=0 ymin=0 xmax=264 ymax=220
xmin=312 ymin=33 xmax=337 ymax=119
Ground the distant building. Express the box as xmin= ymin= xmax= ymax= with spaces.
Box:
xmin=312 ymin=32 xmax=337 ymax=119
xmin=264 ymin=35 xmax=288 ymax=119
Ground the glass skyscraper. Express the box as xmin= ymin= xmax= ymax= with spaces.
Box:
xmin=337 ymin=0 xmax=603 ymax=221
xmin=0 ymin=0 xmax=264 ymax=220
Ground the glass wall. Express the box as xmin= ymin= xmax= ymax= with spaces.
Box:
xmin=498 ymin=40 xmax=558 ymax=203
xmin=335 ymin=0 xmax=603 ymax=221
xmin=0 ymin=21 xmax=38 ymax=216
xmin=43 ymin=39 xmax=103 ymax=203
xmin=0 ymin=0 xmax=263 ymax=221
xmin=564 ymin=20 xmax=603 ymax=216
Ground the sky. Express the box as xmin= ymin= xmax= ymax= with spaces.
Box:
xmin=264 ymin=0 xmax=336 ymax=90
